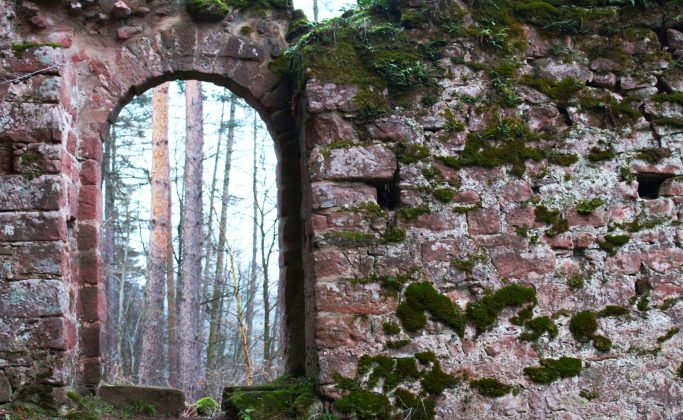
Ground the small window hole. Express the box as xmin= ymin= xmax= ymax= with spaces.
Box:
xmin=637 ymin=172 xmax=675 ymax=199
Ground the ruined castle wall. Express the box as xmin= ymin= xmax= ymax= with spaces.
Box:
xmin=0 ymin=0 xmax=682 ymax=417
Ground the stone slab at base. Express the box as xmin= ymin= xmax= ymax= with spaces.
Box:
xmin=97 ymin=384 xmax=186 ymax=416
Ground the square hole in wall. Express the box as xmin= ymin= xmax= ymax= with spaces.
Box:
xmin=371 ymin=179 xmax=399 ymax=210
xmin=636 ymin=172 xmax=675 ymax=199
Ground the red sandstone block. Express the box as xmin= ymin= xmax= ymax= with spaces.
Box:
xmin=0 ymin=279 xmax=67 ymax=318
xmin=467 ymin=206 xmax=502 ymax=236
xmin=312 ymin=212 xmax=366 ymax=233
xmin=80 ymin=323 xmax=102 ymax=358
xmin=76 ymin=222 xmax=100 ymax=251
xmin=322 ymin=145 xmax=396 ymax=181
xmin=454 ymin=189 xmax=480 ymax=204
xmin=37 ymin=317 xmax=76 ymax=351
xmin=501 ymin=180 xmax=533 ymax=202
xmin=78 ymin=286 xmax=107 ymax=323
xmin=311 ymin=182 xmax=377 ymax=210
xmin=81 ymin=357 xmax=102 ymax=385
xmin=79 ymin=160 xmax=101 ymax=186
xmin=660 ymin=176 xmax=683 ymax=196
xmin=398 ymin=212 xmax=458 ymax=232
xmin=13 ymin=143 xmax=67 ymax=175
xmin=542 ymin=232 xmax=573 ymax=250
xmin=0 ymin=212 xmax=67 ymax=242
xmin=77 ymin=185 xmax=102 ymax=221
xmin=606 ymin=250 xmax=641 ymax=275
xmin=315 ymin=282 xmax=396 ymax=315
xmin=421 ymin=239 xmax=466 ymax=262
xmin=315 ymin=314 xmax=367 ymax=349
xmin=0 ymin=175 xmax=66 ymax=211
xmin=566 ymin=208 xmax=609 ymax=228
xmin=312 ymin=249 xmax=363 ymax=280
xmin=0 ymin=103 xmax=65 ymax=143
xmin=305 ymin=82 xmax=359 ymax=114
xmin=305 ymin=113 xmax=356 ymax=150
xmin=78 ymin=250 xmax=103 ymax=285
xmin=505 ymin=206 xmax=539 ymax=228
xmin=491 ymin=249 xmax=555 ymax=279
xmin=0 ymin=241 xmax=67 ymax=279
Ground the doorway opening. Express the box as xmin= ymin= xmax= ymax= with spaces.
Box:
xmin=101 ymin=79 xmax=292 ymax=401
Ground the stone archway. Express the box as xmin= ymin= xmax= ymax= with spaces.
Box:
xmin=0 ymin=1 xmax=313 ymax=404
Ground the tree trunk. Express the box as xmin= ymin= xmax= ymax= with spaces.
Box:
xmin=178 ymin=80 xmax=205 ymax=400
xmin=245 ymin=111 xmax=258 ymax=361
xmin=313 ymin=0 xmax=319 ymax=22
xmin=227 ymin=244 xmax=253 ymax=385
xmin=138 ymin=83 xmax=171 ymax=386
xmin=202 ymin=90 xmax=229 ymax=310
xmin=103 ymin=126 xmax=117 ymax=379
xmin=206 ymin=93 xmax=237 ymax=376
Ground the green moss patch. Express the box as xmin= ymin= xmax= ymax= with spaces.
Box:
xmin=469 ymin=378 xmax=513 ymax=398
xmin=597 ymin=234 xmax=630 ymax=253
xmin=398 ymin=144 xmax=431 ymax=164
xmin=678 ymin=362 xmax=683 ymax=378
xmin=657 ymin=328 xmax=680 ymax=344
xmin=440 ymin=118 xmax=545 ymax=177
xmin=335 ymin=389 xmax=392 ymax=420
xmin=383 ymin=321 xmax=401 ymax=335
xmin=520 ymin=76 xmax=583 ymax=106
xmin=347 ymin=271 xmax=415 ymax=296
xmin=592 ymin=335 xmax=612 ymax=352
xmin=393 ymin=388 xmax=436 ymax=420
xmin=433 ymin=188 xmax=455 ymax=203
xmin=597 ymin=305 xmax=628 ymax=318
xmin=519 ymin=316 xmax=558 ymax=342
xmin=451 ymin=252 xmax=487 ymax=274
xmin=569 ymin=310 xmax=598 ymax=342
xmin=524 ymin=357 xmax=582 ymax=383
xmin=534 ymin=205 xmax=569 ymax=237
xmin=466 ymin=284 xmax=537 ymax=333
xmin=634 ymin=147 xmax=672 ymax=164
xmin=397 ymin=204 xmax=431 ymax=220
xmin=576 ymin=198 xmax=605 ymax=215
xmin=397 ymin=282 xmax=466 ymax=336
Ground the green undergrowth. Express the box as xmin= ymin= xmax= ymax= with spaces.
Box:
xmin=397 ymin=282 xmax=466 ymax=336
xmin=466 ymin=284 xmax=537 ymax=333
xmin=524 ymin=357 xmax=582 ymax=384
xmin=226 ymin=377 xmax=316 ymax=419
xmin=335 ymin=351 xmax=458 ymax=419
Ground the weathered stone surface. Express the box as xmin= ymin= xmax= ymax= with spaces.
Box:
xmin=467 ymin=206 xmax=502 ymax=236
xmin=660 ymin=176 xmax=683 ymax=196
xmin=0 ymin=374 xmax=10 ymax=403
xmin=321 ymin=145 xmax=396 ymax=181
xmin=97 ymin=385 xmax=185 ymax=416
xmin=0 ymin=212 xmax=67 ymax=242
xmin=0 ymin=280 xmax=67 ymax=318
xmin=0 ymin=103 xmax=65 ymax=143
xmin=0 ymin=176 xmax=66 ymax=211
xmin=316 ymin=282 xmax=395 ymax=315
xmin=311 ymin=181 xmax=377 ymax=209
xmin=491 ymin=249 xmax=555 ymax=279
xmin=0 ymin=241 xmax=67 ymax=280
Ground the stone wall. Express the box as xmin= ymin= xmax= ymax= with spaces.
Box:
xmin=0 ymin=0 xmax=682 ymax=417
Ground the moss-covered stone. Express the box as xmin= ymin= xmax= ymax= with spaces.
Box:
xmin=420 ymin=362 xmax=459 ymax=396
xmin=223 ymin=378 xmax=316 ymax=419
xmin=383 ymin=321 xmax=401 ymax=336
xmin=469 ymin=378 xmax=513 ymax=397
xmin=569 ymin=310 xmax=598 ymax=342
xmin=524 ymin=357 xmax=582 ymax=383
xmin=397 ymin=282 xmax=466 ymax=336
xmin=397 ymin=204 xmax=431 ymax=220
xmin=466 ymin=284 xmax=537 ymax=333
xmin=657 ymin=328 xmax=679 ymax=344
xmin=597 ymin=305 xmax=628 ymax=318
xmin=186 ymin=0 xmax=229 ymax=21
xmin=441 ymin=118 xmax=545 ymax=177
xmin=592 ymin=335 xmax=612 ymax=352
xmin=519 ymin=316 xmax=558 ymax=342
xmin=597 ymin=234 xmax=630 ymax=253
xmin=335 ymin=389 xmax=392 ymax=420
xmin=576 ymin=198 xmax=605 ymax=215
xmin=393 ymin=388 xmax=436 ymax=420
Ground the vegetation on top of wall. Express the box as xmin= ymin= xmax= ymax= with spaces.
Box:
xmin=11 ymin=42 xmax=63 ymax=57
